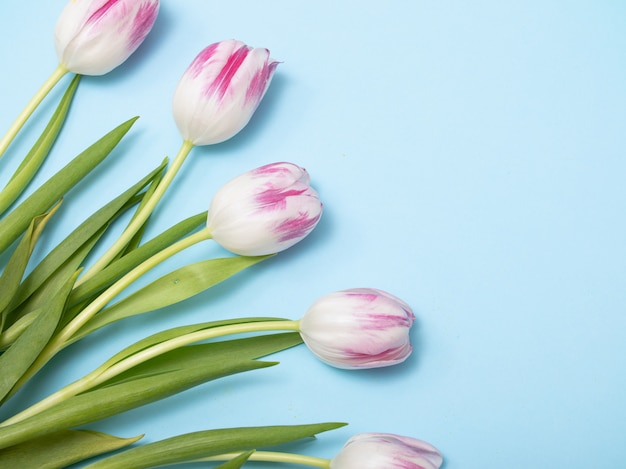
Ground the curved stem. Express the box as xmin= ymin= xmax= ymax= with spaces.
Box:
xmin=1 ymin=319 xmax=300 ymax=427
xmin=0 ymin=64 xmax=69 ymax=159
xmin=200 ymin=451 xmax=331 ymax=468
xmin=6 ymin=227 xmax=212 ymax=400
xmin=77 ymin=140 xmax=195 ymax=285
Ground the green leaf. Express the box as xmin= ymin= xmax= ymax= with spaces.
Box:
xmin=0 ymin=429 xmax=141 ymax=469
xmin=85 ymin=423 xmax=345 ymax=469
xmin=0 ymin=76 xmax=81 ymax=215
xmin=0 ymin=270 xmax=78 ymax=403
xmin=3 ymin=229 xmax=101 ymax=334
xmin=0 ymin=333 xmax=302 ymax=450
xmin=95 ymin=330 xmax=302 ymax=389
xmin=118 ymin=158 xmax=168 ymax=257
xmin=213 ymin=451 xmax=254 ymax=469
xmin=69 ymin=211 xmax=207 ymax=307
xmin=73 ymin=255 xmax=271 ymax=341
xmin=11 ymin=158 xmax=167 ymax=310
xmin=0 ymin=234 xmax=102 ymax=401
xmin=0 ymin=116 xmax=138 ymax=255
xmin=0 ymin=202 xmax=61 ymax=326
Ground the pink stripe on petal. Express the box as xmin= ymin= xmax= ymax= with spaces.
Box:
xmin=87 ymin=0 xmax=122 ymax=24
xmin=206 ymin=45 xmax=251 ymax=99
xmin=245 ymin=58 xmax=278 ymax=105
xmin=255 ymin=187 xmax=309 ymax=211
xmin=252 ymin=163 xmax=295 ymax=177
xmin=345 ymin=291 xmax=380 ymax=302
xmin=275 ymin=211 xmax=322 ymax=242
xmin=128 ymin=2 xmax=159 ymax=50
xmin=363 ymin=313 xmax=414 ymax=330
xmin=188 ymin=43 xmax=221 ymax=78
xmin=342 ymin=343 xmax=412 ymax=365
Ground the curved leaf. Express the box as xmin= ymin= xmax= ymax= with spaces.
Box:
xmin=0 ymin=270 xmax=78 ymax=403
xmin=0 ymin=429 xmax=141 ymax=469
xmin=12 ymin=158 xmax=167 ymax=309
xmin=0 ymin=116 xmax=138 ymax=255
xmin=0 ymin=76 xmax=81 ymax=215
xmin=86 ymin=423 xmax=345 ymax=469
xmin=73 ymin=255 xmax=271 ymax=340
xmin=69 ymin=211 xmax=207 ymax=306
xmin=0 ymin=333 xmax=301 ymax=450
xmin=0 ymin=201 xmax=61 ymax=324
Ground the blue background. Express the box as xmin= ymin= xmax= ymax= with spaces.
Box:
xmin=1 ymin=1 xmax=625 ymax=468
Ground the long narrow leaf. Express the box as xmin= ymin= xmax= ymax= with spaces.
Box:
xmin=213 ymin=451 xmax=254 ymax=469
xmin=118 ymin=157 xmax=168 ymax=257
xmin=0 ymin=233 xmax=103 ymax=401
xmin=0 ymin=116 xmax=138 ymax=254
xmin=2 ymin=229 xmax=101 ymax=334
xmin=0 ymin=270 xmax=78 ymax=403
xmin=74 ymin=255 xmax=271 ymax=340
xmin=86 ymin=423 xmax=345 ymax=469
xmin=0 ymin=333 xmax=301 ymax=449
xmin=69 ymin=211 xmax=207 ymax=306
xmin=82 ymin=318 xmax=288 ymax=373
xmin=0 ymin=429 xmax=141 ymax=469
xmin=0 ymin=76 xmax=81 ymax=215
xmin=0 ymin=202 xmax=61 ymax=325
xmin=93 ymin=331 xmax=302 ymax=389
xmin=12 ymin=158 xmax=167 ymax=309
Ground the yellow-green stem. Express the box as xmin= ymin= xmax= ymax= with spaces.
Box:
xmin=0 ymin=64 xmax=68 ymax=159
xmin=0 ymin=319 xmax=300 ymax=427
xmin=76 ymin=139 xmax=195 ymax=285
xmin=5 ymin=227 xmax=212 ymax=401
xmin=200 ymin=451 xmax=331 ymax=468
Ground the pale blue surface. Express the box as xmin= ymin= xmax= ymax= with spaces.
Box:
xmin=1 ymin=1 xmax=626 ymax=468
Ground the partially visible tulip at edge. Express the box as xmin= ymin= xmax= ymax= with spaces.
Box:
xmin=172 ymin=39 xmax=279 ymax=145
xmin=206 ymin=162 xmax=322 ymax=256
xmin=54 ymin=0 xmax=160 ymax=75
xmin=299 ymin=288 xmax=415 ymax=369
xmin=330 ymin=433 xmax=443 ymax=469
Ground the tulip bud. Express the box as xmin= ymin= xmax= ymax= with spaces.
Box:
xmin=330 ymin=433 xmax=442 ymax=469
xmin=299 ymin=288 xmax=414 ymax=369
xmin=172 ymin=40 xmax=279 ymax=145
xmin=206 ymin=162 xmax=322 ymax=256
xmin=54 ymin=0 xmax=160 ymax=75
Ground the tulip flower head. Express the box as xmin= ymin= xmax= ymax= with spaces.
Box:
xmin=299 ymin=288 xmax=415 ymax=369
xmin=54 ymin=0 xmax=160 ymax=75
xmin=206 ymin=162 xmax=322 ymax=256
xmin=172 ymin=40 xmax=279 ymax=145
xmin=330 ymin=433 xmax=442 ymax=469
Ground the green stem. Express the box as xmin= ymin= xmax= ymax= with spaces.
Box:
xmin=1 ymin=319 xmax=300 ymax=427
xmin=76 ymin=140 xmax=195 ymax=285
xmin=200 ymin=451 xmax=331 ymax=468
xmin=0 ymin=64 xmax=69 ymax=159
xmin=6 ymin=227 xmax=212 ymax=398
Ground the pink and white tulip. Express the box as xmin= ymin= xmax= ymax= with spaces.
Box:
xmin=54 ymin=0 xmax=160 ymax=75
xmin=330 ymin=433 xmax=442 ymax=469
xmin=206 ymin=162 xmax=322 ymax=256
xmin=172 ymin=40 xmax=279 ymax=145
xmin=298 ymin=288 xmax=415 ymax=369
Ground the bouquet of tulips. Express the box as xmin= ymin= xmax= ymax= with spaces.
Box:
xmin=0 ymin=1 xmax=442 ymax=468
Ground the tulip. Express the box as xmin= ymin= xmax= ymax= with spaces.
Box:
xmin=299 ymin=288 xmax=415 ymax=369
xmin=172 ymin=39 xmax=280 ymax=145
xmin=54 ymin=0 xmax=160 ymax=75
xmin=78 ymin=39 xmax=278 ymax=281
xmin=206 ymin=162 xmax=323 ymax=256
xmin=193 ymin=432 xmax=442 ymax=469
xmin=330 ymin=433 xmax=443 ymax=469
xmin=0 ymin=0 xmax=160 ymax=160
